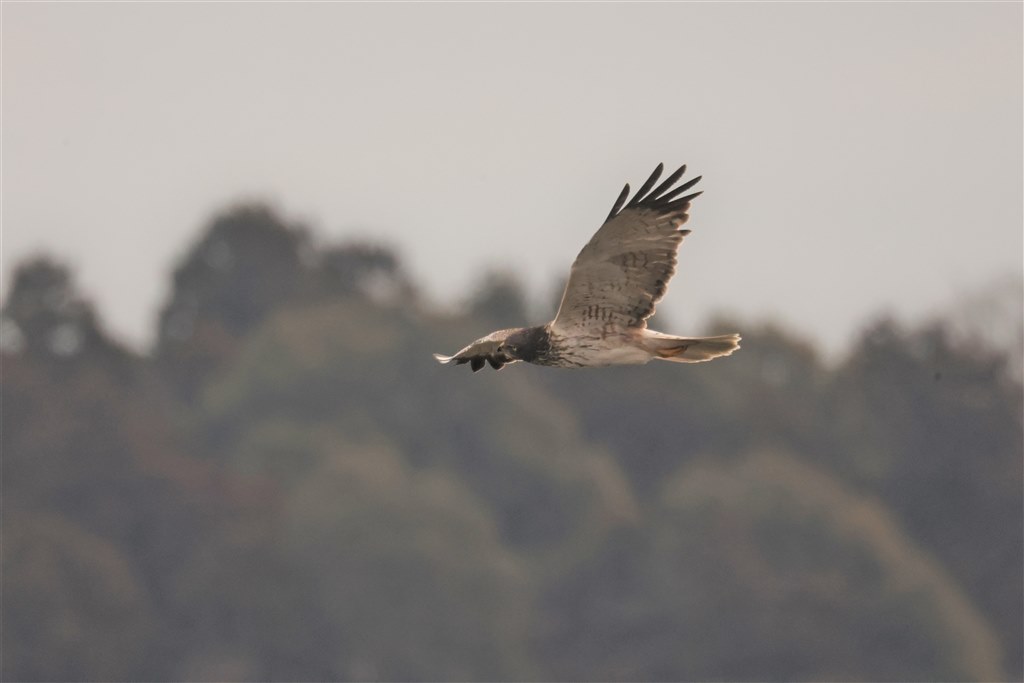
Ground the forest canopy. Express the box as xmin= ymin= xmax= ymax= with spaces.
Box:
xmin=3 ymin=203 xmax=1021 ymax=682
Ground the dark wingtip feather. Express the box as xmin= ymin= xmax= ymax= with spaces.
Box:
xmin=648 ymin=164 xmax=687 ymax=201
xmin=657 ymin=175 xmax=702 ymax=204
xmin=607 ymin=164 xmax=703 ymax=221
xmin=627 ymin=163 xmax=664 ymax=207
xmin=607 ymin=183 xmax=630 ymax=221
xmin=662 ymin=191 xmax=703 ymax=213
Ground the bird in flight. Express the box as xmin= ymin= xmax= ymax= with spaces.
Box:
xmin=434 ymin=163 xmax=740 ymax=371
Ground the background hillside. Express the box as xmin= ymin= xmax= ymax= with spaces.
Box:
xmin=3 ymin=204 xmax=1022 ymax=681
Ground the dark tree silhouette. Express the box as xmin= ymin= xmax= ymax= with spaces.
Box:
xmin=4 ymin=204 xmax=1020 ymax=681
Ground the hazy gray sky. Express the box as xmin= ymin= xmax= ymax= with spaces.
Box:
xmin=4 ymin=2 xmax=1021 ymax=354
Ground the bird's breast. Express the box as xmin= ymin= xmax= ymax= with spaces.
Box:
xmin=538 ymin=329 xmax=652 ymax=367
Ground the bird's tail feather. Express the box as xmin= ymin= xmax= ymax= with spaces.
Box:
xmin=644 ymin=332 xmax=741 ymax=363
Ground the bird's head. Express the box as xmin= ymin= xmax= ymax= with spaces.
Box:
xmin=499 ymin=325 xmax=549 ymax=363
xmin=433 ymin=325 xmax=550 ymax=371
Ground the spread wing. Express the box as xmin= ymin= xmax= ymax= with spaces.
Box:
xmin=432 ymin=329 xmax=518 ymax=372
xmin=551 ymin=163 xmax=702 ymax=334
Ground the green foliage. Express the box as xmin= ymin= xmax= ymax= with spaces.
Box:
xmin=3 ymin=513 xmax=157 ymax=681
xmin=158 ymin=204 xmax=309 ymax=342
xmin=200 ymin=297 xmax=636 ymax=570
xmin=3 ymin=212 xmax=1021 ymax=681
xmin=558 ymin=451 xmax=1003 ymax=682
xmin=828 ymin=318 xmax=1024 ymax=674
xmin=283 ymin=444 xmax=535 ymax=680
xmin=155 ymin=204 xmax=414 ymax=401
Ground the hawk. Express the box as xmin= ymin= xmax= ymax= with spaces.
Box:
xmin=434 ymin=163 xmax=740 ymax=371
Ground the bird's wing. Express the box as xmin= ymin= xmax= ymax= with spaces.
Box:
xmin=551 ymin=163 xmax=702 ymax=334
xmin=433 ymin=329 xmax=519 ymax=372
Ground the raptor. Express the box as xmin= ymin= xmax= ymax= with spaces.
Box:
xmin=434 ymin=163 xmax=740 ymax=371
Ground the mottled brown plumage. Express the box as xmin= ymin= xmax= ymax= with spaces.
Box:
xmin=435 ymin=163 xmax=740 ymax=371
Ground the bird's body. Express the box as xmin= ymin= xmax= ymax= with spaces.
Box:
xmin=435 ymin=163 xmax=740 ymax=371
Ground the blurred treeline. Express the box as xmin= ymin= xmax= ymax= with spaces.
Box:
xmin=3 ymin=204 xmax=1022 ymax=682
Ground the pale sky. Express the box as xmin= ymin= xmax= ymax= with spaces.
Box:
xmin=3 ymin=2 xmax=1021 ymax=355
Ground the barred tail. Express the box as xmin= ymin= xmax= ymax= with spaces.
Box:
xmin=643 ymin=332 xmax=741 ymax=363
